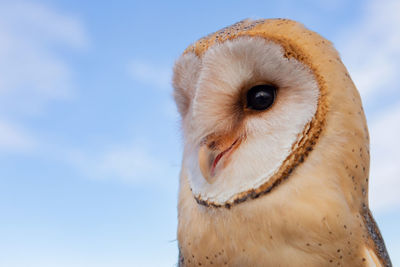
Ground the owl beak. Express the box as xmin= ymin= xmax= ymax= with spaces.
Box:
xmin=198 ymin=136 xmax=241 ymax=183
xmin=198 ymin=145 xmax=217 ymax=183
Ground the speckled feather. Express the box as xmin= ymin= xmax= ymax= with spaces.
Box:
xmin=174 ymin=19 xmax=391 ymax=267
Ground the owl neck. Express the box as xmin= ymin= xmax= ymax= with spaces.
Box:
xmin=177 ymin=155 xmax=370 ymax=266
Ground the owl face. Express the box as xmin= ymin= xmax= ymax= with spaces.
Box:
xmin=173 ymin=36 xmax=320 ymax=207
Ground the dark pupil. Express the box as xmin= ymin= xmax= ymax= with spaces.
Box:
xmin=246 ymin=84 xmax=276 ymax=111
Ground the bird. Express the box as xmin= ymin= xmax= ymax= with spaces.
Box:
xmin=172 ymin=19 xmax=392 ymax=267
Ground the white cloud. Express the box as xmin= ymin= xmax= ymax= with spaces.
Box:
xmin=338 ymin=0 xmax=400 ymax=102
xmin=369 ymin=103 xmax=400 ymax=212
xmin=337 ymin=0 xmax=400 ymax=213
xmin=0 ymin=1 xmax=87 ymax=109
xmin=0 ymin=1 xmax=88 ymax=151
xmin=66 ymin=142 xmax=174 ymax=184
xmin=0 ymin=120 xmax=35 ymax=152
xmin=128 ymin=60 xmax=172 ymax=90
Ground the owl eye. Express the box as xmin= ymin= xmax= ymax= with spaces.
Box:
xmin=246 ymin=84 xmax=276 ymax=111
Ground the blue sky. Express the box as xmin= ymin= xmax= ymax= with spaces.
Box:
xmin=0 ymin=0 xmax=399 ymax=266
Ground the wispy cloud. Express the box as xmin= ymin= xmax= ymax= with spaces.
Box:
xmin=66 ymin=142 xmax=174 ymax=184
xmin=128 ymin=60 xmax=172 ymax=90
xmin=0 ymin=120 xmax=35 ymax=152
xmin=339 ymin=0 xmax=400 ymax=102
xmin=337 ymin=0 xmax=400 ymax=213
xmin=369 ymin=103 xmax=400 ymax=212
xmin=0 ymin=1 xmax=88 ymax=151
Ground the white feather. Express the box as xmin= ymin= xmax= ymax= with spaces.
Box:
xmin=174 ymin=37 xmax=319 ymax=205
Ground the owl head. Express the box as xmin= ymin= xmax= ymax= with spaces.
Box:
xmin=173 ymin=19 xmax=368 ymax=209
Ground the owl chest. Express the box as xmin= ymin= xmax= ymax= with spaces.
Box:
xmin=178 ymin=199 xmax=368 ymax=267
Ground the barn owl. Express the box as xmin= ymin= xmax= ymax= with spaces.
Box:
xmin=172 ymin=19 xmax=392 ymax=267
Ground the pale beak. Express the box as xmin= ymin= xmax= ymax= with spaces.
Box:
xmin=198 ymin=137 xmax=241 ymax=183
xmin=198 ymin=145 xmax=218 ymax=183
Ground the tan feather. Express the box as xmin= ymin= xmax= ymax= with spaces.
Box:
xmin=173 ymin=19 xmax=392 ymax=267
